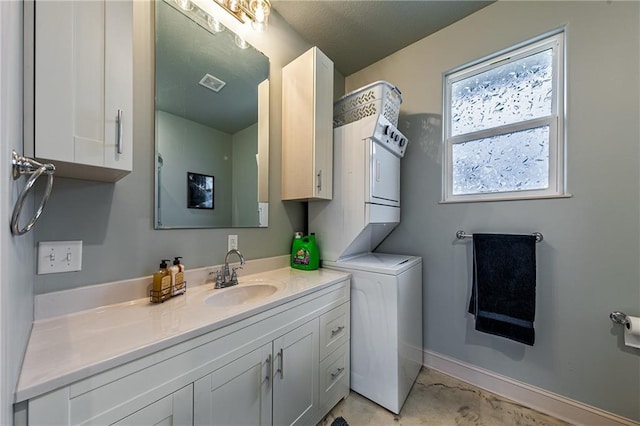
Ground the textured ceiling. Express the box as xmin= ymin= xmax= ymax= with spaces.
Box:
xmin=272 ymin=1 xmax=494 ymax=75
xmin=156 ymin=0 xmax=269 ymax=133
xmin=155 ymin=1 xmax=494 ymax=131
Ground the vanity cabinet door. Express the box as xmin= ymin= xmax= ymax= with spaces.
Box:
xmin=110 ymin=384 xmax=193 ymax=426
xmin=272 ymin=318 xmax=320 ymax=426
xmin=27 ymin=0 xmax=133 ymax=182
xmin=193 ymin=319 xmax=319 ymax=426
xmin=193 ymin=343 xmax=273 ymax=426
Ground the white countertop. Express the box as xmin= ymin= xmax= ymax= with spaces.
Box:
xmin=16 ymin=267 xmax=350 ymax=402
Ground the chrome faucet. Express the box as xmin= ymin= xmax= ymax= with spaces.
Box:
xmin=215 ymin=249 xmax=245 ymax=288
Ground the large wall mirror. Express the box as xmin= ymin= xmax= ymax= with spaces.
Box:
xmin=155 ymin=0 xmax=270 ymax=229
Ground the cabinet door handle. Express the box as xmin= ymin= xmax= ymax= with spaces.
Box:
xmin=265 ymin=354 xmax=272 ymax=383
xmin=276 ymin=348 xmax=284 ymax=379
xmin=316 ymin=170 xmax=322 ymax=192
xmin=330 ymin=367 xmax=344 ymax=381
xmin=116 ymin=109 xmax=124 ymax=154
xmin=331 ymin=325 xmax=345 ymax=337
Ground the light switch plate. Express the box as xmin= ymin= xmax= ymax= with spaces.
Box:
xmin=228 ymin=235 xmax=238 ymax=251
xmin=37 ymin=241 xmax=82 ymax=274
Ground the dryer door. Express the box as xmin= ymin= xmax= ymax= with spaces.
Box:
xmin=369 ymin=140 xmax=400 ymax=206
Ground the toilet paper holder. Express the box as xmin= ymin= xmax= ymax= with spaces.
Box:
xmin=610 ymin=311 xmax=631 ymax=327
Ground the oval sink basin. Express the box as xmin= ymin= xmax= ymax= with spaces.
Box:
xmin=204 ymin=284 xmax=278 ymax=308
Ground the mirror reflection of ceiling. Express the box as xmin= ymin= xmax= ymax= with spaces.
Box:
xmin=155 ymin=0 xmax=269 ymax=134
xmin=271 ymin=1 xmax=495 ymax=76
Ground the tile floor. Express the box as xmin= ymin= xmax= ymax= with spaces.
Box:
xmin=320 ymin=368 xmax=572 ymax=426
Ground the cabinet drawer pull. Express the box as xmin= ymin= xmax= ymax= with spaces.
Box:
xmin=276 ymin=348 xmax=284 ymax=379
xmin=265 ymin=354 xmax=272 ymax=383
xmin=317 ymin=170 xmax=322 ymax=192
xmin=116 ymin=109 xmax=124 ymax=154
xmin=330 ymin=367 xmax=344 ymax=381
xmin=330 ymin=325 xmax=345 ymax=337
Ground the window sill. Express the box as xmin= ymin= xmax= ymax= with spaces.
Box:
xmin=439 ymin=193 xmax=573 ymax=204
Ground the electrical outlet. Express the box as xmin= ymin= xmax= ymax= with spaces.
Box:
xmin=37 ymin=241 xmax=82 ymax=274
xmin=228 ymin=234 xmax=238 ymax=251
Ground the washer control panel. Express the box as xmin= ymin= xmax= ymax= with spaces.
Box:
xmin=372 ymin=115 xmax=407 ymax=158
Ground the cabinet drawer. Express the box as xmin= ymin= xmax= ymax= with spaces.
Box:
xmin=319 ymin=341 xmax=349 ymax=414
xmin=319 ymin=302 xmax=350 ymax=360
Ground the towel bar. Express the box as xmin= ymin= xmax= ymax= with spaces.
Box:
xmin=456 ymin=230 xmax=543 ymax=243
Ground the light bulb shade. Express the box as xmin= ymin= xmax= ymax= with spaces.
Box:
xmin=227 ymin=0 xmax=241 ymax=13
xmin=250 ymin=17 xmax=268 ymax=32
xmin=176 ymin=0 xmax=193 ymax=11
xmin=207 ymin=15 xmax=224 ymax=33
xmin=234 ymin=34 xmax=249 ymax=49
xmin=249 ymin=0 xmax=270 ymax=23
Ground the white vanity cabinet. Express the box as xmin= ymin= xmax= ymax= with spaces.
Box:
xmin=281 ymin=47 xmax=334 ymax=201
xmin=24 ymin=0 xmax=133 ymax=182
xmin=194 ymin=343 xmax=273 ymax=425
xmin=194 ymin=319 xmax=319 ymax=426
xmin=111 ymin=385 xmax=193 ymax=426
xmin=20 ymin=278 xmax=350 ymax=426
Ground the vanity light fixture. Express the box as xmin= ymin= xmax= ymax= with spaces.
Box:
xmin=171 ymin=0 xmax=226 ymax=35
xmin=213 ymin=0 xmax=271 ymax=31
xmin=234 ymin=34 xmax=249 ymax=49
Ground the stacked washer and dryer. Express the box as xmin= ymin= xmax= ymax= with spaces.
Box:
xmin=309 ymin=81 xmax=423 ymax=415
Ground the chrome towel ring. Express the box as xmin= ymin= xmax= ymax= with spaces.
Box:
xmin=11 ymin=150 xmax=55 ymax=236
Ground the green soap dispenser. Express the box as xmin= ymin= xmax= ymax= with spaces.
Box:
xmin=291 ymin=233 xmax=319 ymax=271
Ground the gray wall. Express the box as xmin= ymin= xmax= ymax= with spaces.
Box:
xmin=157 ymin=110 xmax=233 ymax=227
xmin=1 ymin=2 xmax=35 ymax=424
xmin=347 ymin=1 xmax=640 ymax=421
xmin=32 ymin=1 xmax=313 ymax=294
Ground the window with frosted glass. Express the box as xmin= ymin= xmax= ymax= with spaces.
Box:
xmin=452 ymin=126 xmax=549 ymax=195
xmin=450 ymin=49 xmax=553 ymax=136
xmin=443 ymin=31 xmax=565 ymax=202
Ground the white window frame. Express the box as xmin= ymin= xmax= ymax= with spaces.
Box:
xmin=442 ymin=29 xmax=567 ymax=203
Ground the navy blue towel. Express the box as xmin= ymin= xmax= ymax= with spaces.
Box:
xmin=468 ymin=233 xmax=537 ymax=345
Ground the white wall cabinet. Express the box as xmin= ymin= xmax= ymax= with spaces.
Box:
xmin=281 ymin=47 xmax=334 ymax=201
xmin=21 ymin=280 xmax=350 ymax=426
xmin=194 ymin=319 xmax=319 ymax=426
xmin=24 ymin=0 xmax=133 ymax=182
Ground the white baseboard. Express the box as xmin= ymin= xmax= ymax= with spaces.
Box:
xmin=423 ymin=350 xmax=639 ymax=426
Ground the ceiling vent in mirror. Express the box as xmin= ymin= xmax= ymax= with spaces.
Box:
xmin=199 ymin=73 xmax=226 ymax=93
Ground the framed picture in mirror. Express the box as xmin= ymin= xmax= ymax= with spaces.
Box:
xmin=187 ymin=172 xmax=214 ymax=209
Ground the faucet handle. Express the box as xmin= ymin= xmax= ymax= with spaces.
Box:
xmin=230 ymin=266 xmax=241 ymax=282
xmin=215 ymin=270 xmax=225 ymax=288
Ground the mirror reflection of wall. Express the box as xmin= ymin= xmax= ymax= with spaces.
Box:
xmin=155 ymin=0 xmax=269 ymax=229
